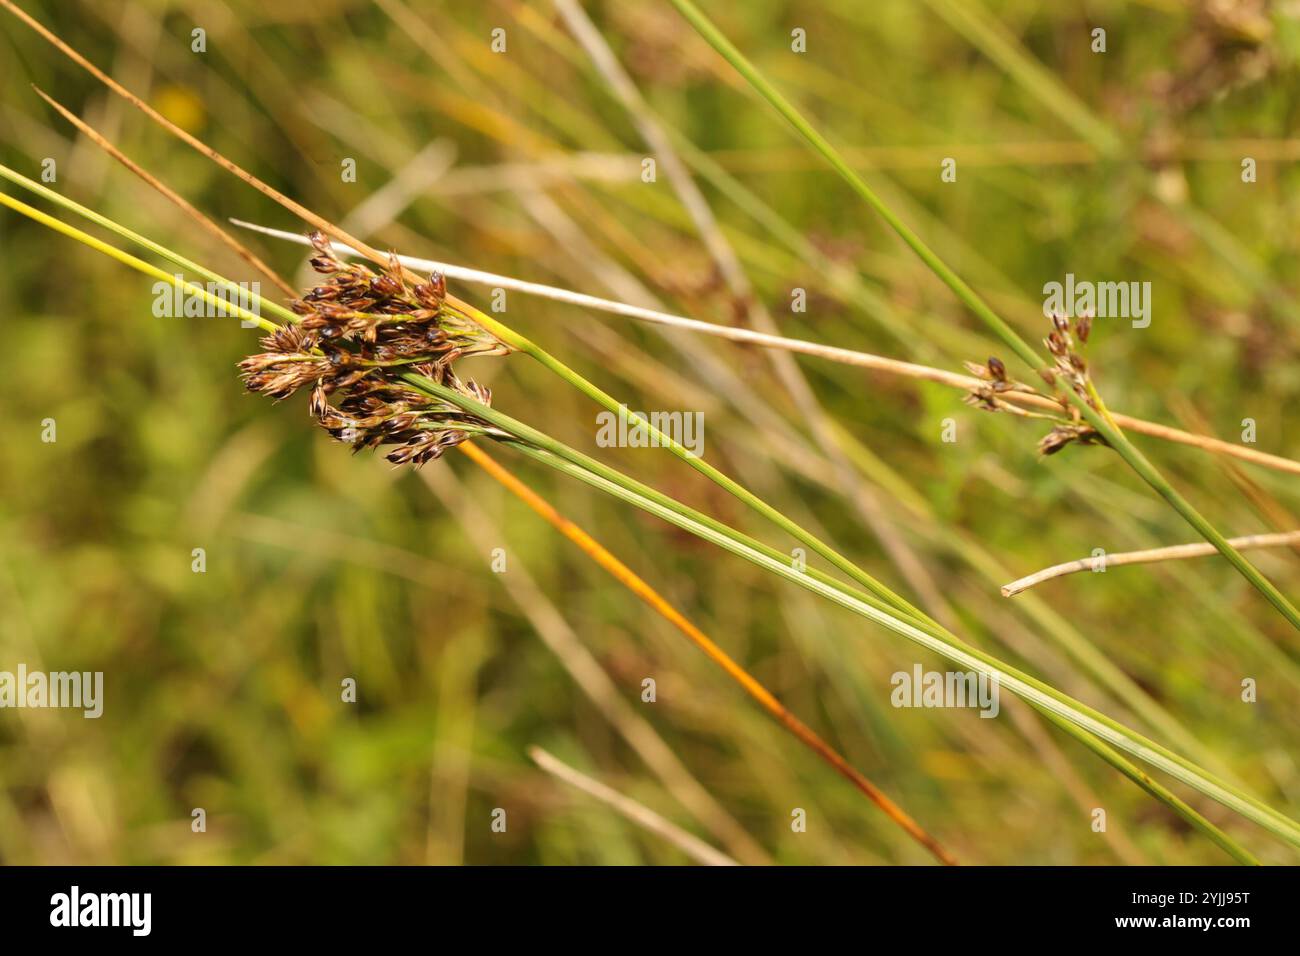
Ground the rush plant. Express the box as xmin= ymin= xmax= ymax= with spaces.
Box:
xmin=4 ymin=0 xmax=1298 ymax=867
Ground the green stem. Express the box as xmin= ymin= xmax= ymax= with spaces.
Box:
xmin=0 ymin=190 xmax=277 ymax=334
xmin=459 ymin=301 xmax=937 ymax=624
xmin=513 ymin=441 xmax=1257 ymax=865
xmin=0 ymin=163 xmax=300 ymax=329
xmin=403 ymin=369 xmax=1300 ymax=852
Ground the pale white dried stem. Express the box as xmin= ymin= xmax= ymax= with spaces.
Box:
xmin=228 ymin=218 xmax=994 ymax=382
xmin=231 ymin=219 xmax=1300 ymax=478
xmin=1003 ymin=530 xmax=1300 ymax=597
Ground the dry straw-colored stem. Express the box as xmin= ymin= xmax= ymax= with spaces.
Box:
xmin=1003 ymin=530 xmax=1300 ymax=597
xmin=31 ymin=86 xmax=298 ymax=299
xmin=0 ymin=0 xmax=428 ymax=292
xmin=527 ymin=746 xmax=739 ymax=866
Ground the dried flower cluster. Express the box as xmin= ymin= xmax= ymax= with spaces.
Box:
xmin=1037 ymin=312 xmax=1105 ymax=456
xmin=963 ymin=312 xmax=1108 ymax=457
xmin=240 ymin=233 xmax=509 ymax=465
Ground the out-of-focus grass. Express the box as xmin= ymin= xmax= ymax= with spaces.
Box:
xmin=1 ymin=0 xmax=1298 ymax=864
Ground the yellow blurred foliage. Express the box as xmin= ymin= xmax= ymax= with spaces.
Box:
xmin=151 ymin=84 xmax=205 ymax=134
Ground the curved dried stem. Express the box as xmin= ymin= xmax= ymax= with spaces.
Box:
xmin=1004 ymin=531 xmax=1300 ymax=597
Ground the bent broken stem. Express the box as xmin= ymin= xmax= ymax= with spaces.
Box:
xmin=1004 ymin=530 xmax=1300 ymax=597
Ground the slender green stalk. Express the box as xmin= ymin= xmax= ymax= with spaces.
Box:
xmin=0 ymin=190 xmax=277 ymax=334
xmin=667 ymin=0 xmax=1300 ymax=634
xmin=456 ymin=301 xmax=936 ymax=623
xmin=0 ymin=163 xmax=299 ymax=329
xmin=1046 ymin=709 xmax=1257 ymax=866
xmin=504 ymin=440 xmax=1258 ymax=865
xmin=403 ymin=370 xmax=1300 ymax=852
xmin=919 ymin=0 xmax=1122 ymax=156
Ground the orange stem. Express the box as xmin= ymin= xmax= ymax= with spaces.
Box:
xmin=457 ymin=440 xmax=957 ymax=865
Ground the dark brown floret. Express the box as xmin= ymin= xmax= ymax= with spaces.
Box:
xmin=239 ymin=234 xmax=510 ymax=466
xmin=963 ymin=313 xmax=1108 ymax=458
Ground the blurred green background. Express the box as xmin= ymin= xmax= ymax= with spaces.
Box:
xmin=1 ymin=0 xmax=1299 ymax=864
